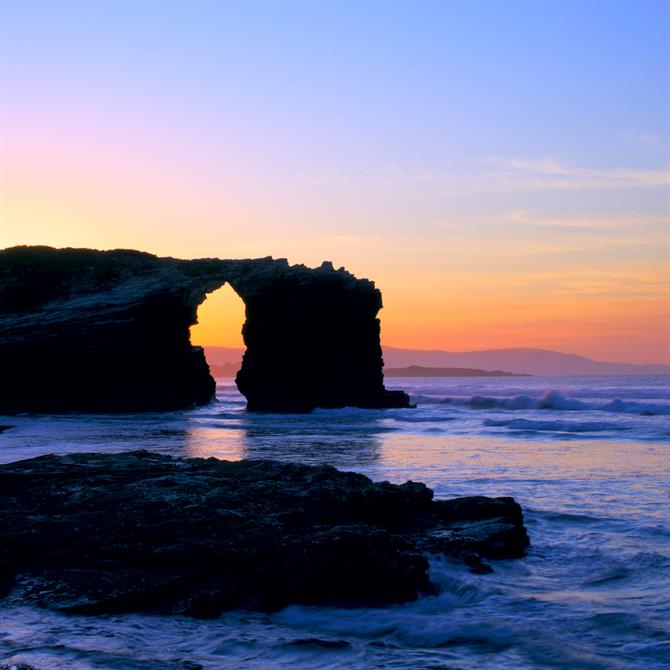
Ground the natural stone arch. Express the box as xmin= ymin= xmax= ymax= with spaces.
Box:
xmin=0 ymin=247 xmax=410 ymax=413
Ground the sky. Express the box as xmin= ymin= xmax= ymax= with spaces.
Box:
xmin=1 ymin=0 xmax=669 ymax=363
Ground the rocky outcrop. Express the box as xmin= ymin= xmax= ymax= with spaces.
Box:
xmin=0 ymin=246 xmax=409 ymax=412
xmin=0 ymin=451 xmax=529 ymax=616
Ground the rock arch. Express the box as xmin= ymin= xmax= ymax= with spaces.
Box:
xmin=0 ymin=246 xmax=410 ymax=413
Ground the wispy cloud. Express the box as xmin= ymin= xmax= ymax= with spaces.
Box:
xmin=483 ymin=156 xmax=669 ymax=191
xmin=502 ymin=236 xmax=665 ymax=258
xmin=501 ymin=210 xmax=670 ymax=230
xmin=623 ymin=132 xmax=666 ymax=148
xmin=299 ymin=157 xmax=669 ymax=195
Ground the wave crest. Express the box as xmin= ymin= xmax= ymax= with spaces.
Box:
xmin=412 ymin=390 xmax=670 ymax=415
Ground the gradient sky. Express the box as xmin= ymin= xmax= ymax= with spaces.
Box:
xmin=1 ymin=0 xmax=669 ymax=363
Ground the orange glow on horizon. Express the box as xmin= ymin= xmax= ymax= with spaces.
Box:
xmin=187 ymin=265 xmax=670 ymax=365
xmin=3 ymin=124 xmax=668 ymax=366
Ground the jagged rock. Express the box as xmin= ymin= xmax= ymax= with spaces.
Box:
xmin=0 ymin=451 xmax=529 ymax=617
xmin=0 ymin=246 xmax=409 ymax=413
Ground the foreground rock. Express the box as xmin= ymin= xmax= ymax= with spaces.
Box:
xmin=0 ymin=451 xmax=528 ymax=617
xmin=0 ymin=246 xmax=409 ymax=413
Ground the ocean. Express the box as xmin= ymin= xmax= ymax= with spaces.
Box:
xmin=1 ymin=375 xmax=669 ymax=670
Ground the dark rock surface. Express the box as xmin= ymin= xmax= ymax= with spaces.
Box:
xmin=0 ymin=451 xmax=529 ymax=617
xmin=0 ymin=246 xmax=409 ymax=413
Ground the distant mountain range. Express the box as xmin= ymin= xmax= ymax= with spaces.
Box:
xmin=204 ymin=345 xmax=670 ymax=376
xmin=384 ymin=366 xmax=526 ymax=377
xmin=381 ymin=347 xmax=670 ymax=376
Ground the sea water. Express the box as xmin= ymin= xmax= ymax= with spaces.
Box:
xmin=1 ymin=375 xmax=669 ymax=669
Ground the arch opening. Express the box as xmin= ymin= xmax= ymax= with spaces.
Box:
xmin=190 ymin=283 xmax=246 ymax=380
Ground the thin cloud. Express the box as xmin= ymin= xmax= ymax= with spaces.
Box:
xmin=299 ymin=157 xmax=669 ymax=195
xmin=502 ymin=210 xmax=670 ymax=230
xmin=483 ymin=157 xmax=669 ymax=191
xmin=502 ymin=234 xmax=667 ymax=258
xmin=623 ymin=132 xmax=666 ymax=147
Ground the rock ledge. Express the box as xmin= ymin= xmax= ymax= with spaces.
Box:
xmin=0 ymin=451 xmax=529 ymax=617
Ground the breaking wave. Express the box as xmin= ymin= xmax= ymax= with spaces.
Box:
xmin=410 ymin=390 xmax=670 ymax=415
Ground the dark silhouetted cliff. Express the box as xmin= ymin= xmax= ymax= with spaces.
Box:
xmin=0 ymin=246 xmax=409 ymax=413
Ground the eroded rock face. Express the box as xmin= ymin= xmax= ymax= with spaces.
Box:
xmin=0 ymin=451 xmax=529 ymax=616
xmin=0 ymin=246 xmax=409 ymax=413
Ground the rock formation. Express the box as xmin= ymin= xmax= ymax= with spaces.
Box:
xmin=0 ymin=246 xmax=409 ymax=413
xmin=0 ymin=451 xmax=529 ymax=616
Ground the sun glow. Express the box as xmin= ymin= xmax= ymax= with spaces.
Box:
xmin=190 ymin=284 xmax=245 ymax=349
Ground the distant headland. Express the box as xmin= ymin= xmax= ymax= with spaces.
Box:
xmin=209 ymin=363 xmax=526 ymax=378
xmin=205 ymin=345 xmax=670 ymax=377
xmin=384 ymin=365 xmax=528 ymax=377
